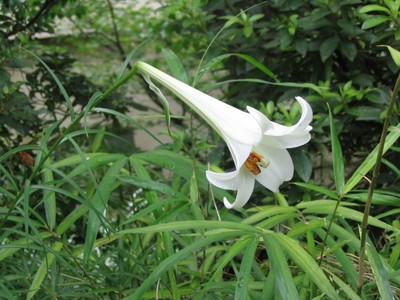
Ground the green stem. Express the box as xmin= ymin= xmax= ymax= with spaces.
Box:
xmin=357 ymin=72 xmax=400 ymax=295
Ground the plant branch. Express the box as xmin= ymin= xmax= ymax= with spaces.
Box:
xmin=357 ymin=72 xmax=400 ymax=295
xmin=106 ymin=0 xmax=131 ymax=68
xmin=6 ymin=0 xmax=60 ymax=38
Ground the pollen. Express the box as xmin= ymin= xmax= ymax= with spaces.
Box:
xmin=244 ymin=151 xmax=269 ymax=175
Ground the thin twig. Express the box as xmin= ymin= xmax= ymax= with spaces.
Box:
xmin=6 ymin=0 xmax=60 ymax=38
xmin=106 ymin=0 xmax=131 ymax=68
xmin=357 ymin=73 xmax=400 ymax=295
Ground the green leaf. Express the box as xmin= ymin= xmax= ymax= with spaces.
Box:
xmin=195 ymin=53 xmax=277 ymax=85
xmin=298 ymin=201 xmax=398 ymax=232
xmin=91 ymin=126 xmax=105 ymax=152
xmin=83 ymin=157 xmax=127 ymax=264
xmin=361 ymin=16 xmax=390 ymax=30
xmin=294 ymin=38 xmax=307 ymax=56
xmin=234 ymin=237 xmax=258 ymax=300
xmin=116 ymin=39 xmax=149 ymax=80
xmin=320 ymin=37 xmax=339 ymax=62
xmin=325 ymin=270 xmax=361 ymax=300
xmin=51 ymin=152 xmax=125 ymax=173
xmin=388 ymin=220 xmax=400 ymax=267
xmin=42 ymin=151 xmax=56 ymax=229
xmin=56 ymin=205 xmax=89 ymax=236
xmin=359 ymin=4 xmax=390 ymax=14
xmin=123 ymin=232 xmax=243 ymax=300
xmin=343 ymin=123 xmax=400 ymax=194
xmin=26 ymin=241 xmax=63 ymax=300
xmin=293 ymin=182 xmax=338 ymax=199
xmin=118 ymin=175 xmax=182 ymax=197
xmin=328 ymin=104 xmax=345 ymax=194
xmin=345 ymin=191 xmax=400 ymax=206
xmin=210 ymin=237 xmax=251 ymax=282
xmin=21 ymin=48 xmax=75 ymax=120
xmin=340 ymin=41 xmax=357 ymax=61
xmin=93 ymin=107 xmax=165 ymax=145
xmin=264 ymin=234 xmax=299 ymax=300
xmin=131 ymin=150 xmax=232 ymax=202
xmin=314 ymin=227 xmax=359 ymax=289
xmin=291 ymin=148 xmax=312 ymax=182
xmin=162 ymin=48 xmax=189 ymax=84
xmin=383 ymin=0 xmax=400 ymax=14
xmin=273 ymin=233 xmax=340 ymax=299
xmin=381 ymin=45 xmax=400 ymax=68
xmin=366 ymin=238 xmax=394 ymax=300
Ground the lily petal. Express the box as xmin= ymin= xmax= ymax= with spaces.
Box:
xmin=222 ymin=167 xmax=256 ymax=209
xmin=206 ymin=169 xmax=241 ymax=190
xmin=225 ymin=138 xmax=254 ymax=172
xmin=254 ymin=146 xmax=294 ymax=192
xmin=137 ymin=62 xmax=262 ymax=147
xmin=247 ymin=96 xmax=312 ymax=148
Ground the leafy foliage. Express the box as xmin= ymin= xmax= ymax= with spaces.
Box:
xmin=0 ymin=0 xmax=399 ymax=299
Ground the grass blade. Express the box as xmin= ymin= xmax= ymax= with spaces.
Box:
xmin=210 ymin=237 xmax=252 ymax=282
xmin=343 ymin=123 xmax=400 ymax=194
xmin=366 ymin=238 xmax=394 ymax=300
xmin=273 ymin=233 xmax=340 ymax=299
xmin=42 ymin=149 xmax=56 ymax=229
xmin=21 ymin=47 xmax=74 ymax=120
xmin=328 ymin=104 xmax=344 ymax=194
xmin=26 ymin=241 xmax=63 ymax=300
xmin=116 ymin=39 xmax=149 ymax=80
xmin=123 ymin=232 xmax=241 ymax=300
xmin=264 ymin=234 xmax=299 ymax=300
xmin=234 ymin=237 xmax=258 ymax=300
xmin=83 ymin=157 xmax=127 ymax=263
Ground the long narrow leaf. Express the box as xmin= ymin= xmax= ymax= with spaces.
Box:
xmin=116 ymin=39 xmax=149 ymax=80
xmin=42 ymin=149 xmax=56 ymax=229
xmin=26 ymin=241 xmax=63 ymax=300
xmin=234 ymin=237 xmax=258 ymax=300
xmin=264 ymin=234 xmax=299 ymax=300
xmin=83 ymin=157 xmax=127 ymax=263
xmin=210 ymin=237 xmax=252 ymax=282
xmin=72 ymin=220 xmax=265 ymax=256
xmin=343 ymin=123 xmax=400 ymax=194
xmin=273 ymin=233 xmax=340 ymax=299
xmin=93 ymin=107 xmax=164 ymax=145
xmin=195 ymin=53 xmax=276 ymax=85
xmin=299 ymin=202 xmax=396 ymax=232
xmin=366 ymin=238 xmax=394 ymax=300
xmin=123 ymin=232 xmax=242 ymax=300
xmin=22 ymin=48 xmax=74 ymax=120
xmin=328 ymin=104 xmax=345 ymax=194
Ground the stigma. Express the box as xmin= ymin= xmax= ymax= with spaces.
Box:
xmin=244 ymin=151 xmax=270 ymax=175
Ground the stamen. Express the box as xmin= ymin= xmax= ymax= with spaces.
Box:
xmin=244 ymin=151 xmax=269 ymax=175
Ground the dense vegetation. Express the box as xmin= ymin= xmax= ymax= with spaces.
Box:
xmin=1 ymin=0 xmax=399 ymax=299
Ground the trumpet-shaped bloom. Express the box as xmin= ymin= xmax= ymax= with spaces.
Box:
xmin=136 ymin=61 xmax=313 ymax=209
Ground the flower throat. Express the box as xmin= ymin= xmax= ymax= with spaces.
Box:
xmin=244 ymin=151 xmax=270 ymax=175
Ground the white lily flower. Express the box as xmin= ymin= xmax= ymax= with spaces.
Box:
xmin=136 ymin=61 xmax=313 ymax=209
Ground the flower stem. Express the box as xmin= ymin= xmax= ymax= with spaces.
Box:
xmin=357 ymin=72 xmax=400 ymax=295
